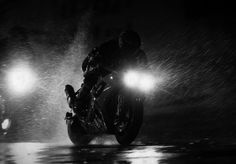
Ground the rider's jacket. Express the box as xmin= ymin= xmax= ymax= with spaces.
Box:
xmin=82 ymin=38 xmax=147 ymax=73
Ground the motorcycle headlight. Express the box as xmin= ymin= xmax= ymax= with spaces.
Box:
xmin=123 ymin=70 xmax=156 ymax=92
xmin=1 ymin=118 xmax=11 ymax=130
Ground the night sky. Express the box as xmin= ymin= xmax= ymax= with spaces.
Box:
xmin=0 ymin=0 xmax=236 ymax=144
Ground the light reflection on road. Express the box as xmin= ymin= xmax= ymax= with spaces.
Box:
xmin=122 ymin=146 xmax=174 ymax=164
xmin=0 ymin=143 xmax=177 ymax=164
xmin=0 ymin=143 xmax=47 ymax=164
xmin=2 ymin=142 xmax=236 ymax=164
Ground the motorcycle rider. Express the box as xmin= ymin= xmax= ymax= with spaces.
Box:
xmin=65 ymin=30 xmax=147 ymax=114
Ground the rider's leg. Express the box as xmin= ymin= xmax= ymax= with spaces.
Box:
xmin=74 ymin=69 xmax=100 ymax=111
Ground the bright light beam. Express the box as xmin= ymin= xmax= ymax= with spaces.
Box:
xmin=123 ymin=70 xmax=162 ymax=92
xmin=139 ymin=74 xmax=156 ymax=92
xmin=6 ymin=64 xmax=37 ymax=96
xmin=1 ymin=118 xmax=11 ymax=130
xmin=123 ymin=71 xmax=139 ymax=88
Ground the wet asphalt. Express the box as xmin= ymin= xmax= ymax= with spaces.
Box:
xmin=1 ymin=142 xmax=236 ymax=164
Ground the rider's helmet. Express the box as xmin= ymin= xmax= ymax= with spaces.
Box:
xmin=118 ymin=30 xmax=141 ymax=50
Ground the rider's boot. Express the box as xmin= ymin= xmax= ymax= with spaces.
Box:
xmin=65 ymin=85 xmax=76 ymax=108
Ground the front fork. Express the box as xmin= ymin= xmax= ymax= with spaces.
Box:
xmin=114 ymin=91 xmax=144 ymax=132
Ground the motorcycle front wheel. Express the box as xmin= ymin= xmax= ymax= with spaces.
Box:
xmin=67 ymin=116 xmax=93 ymax=145
xmin=114 ymin=93 xmax=143 ymax=146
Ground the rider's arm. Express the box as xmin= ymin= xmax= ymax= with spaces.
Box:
xmin=82 ymin=56 xmax=89 ymax=72
xmin=82 ymin=48 xmax=100 ymax=72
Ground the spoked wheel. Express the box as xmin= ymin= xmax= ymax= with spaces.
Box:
xmin=114 ymin=93 xmax=143 ymax=146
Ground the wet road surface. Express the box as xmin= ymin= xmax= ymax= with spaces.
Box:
xmin=1 ymin=142 xmax=236 ymax=164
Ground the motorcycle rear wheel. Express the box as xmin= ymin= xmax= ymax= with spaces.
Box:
xmin=114 ymin=93 xmax=143 ymax=146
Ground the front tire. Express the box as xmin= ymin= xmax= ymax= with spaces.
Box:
xmin=67 ymin=116 xmax=93 ymax=145
xmin=114 ymin=93 xmax=143 ymax=145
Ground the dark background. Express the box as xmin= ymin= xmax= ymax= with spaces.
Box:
xmin=0 ymin=0 xmax=235 ymax=144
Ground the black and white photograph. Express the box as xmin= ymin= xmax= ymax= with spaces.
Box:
xmin=0 ymin=0 xmax=236 ymax=163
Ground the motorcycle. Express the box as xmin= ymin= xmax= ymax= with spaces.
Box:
xmin=65 ymin=68 xmax=156 ymax=145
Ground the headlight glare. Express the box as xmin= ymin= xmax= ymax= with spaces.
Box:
xmin=139 ymin=74 xmax=155 ymax=92
xmin=123 ymin=71 xmax=139 ymax=88
xmin=123 ymin=70 xmax=156 ymax=92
